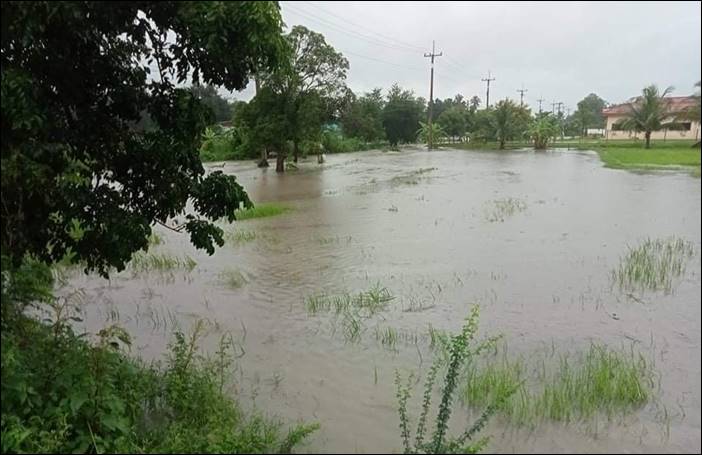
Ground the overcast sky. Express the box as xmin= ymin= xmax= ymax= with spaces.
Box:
xmin=228 ymin=1 xmax=701 ymax=112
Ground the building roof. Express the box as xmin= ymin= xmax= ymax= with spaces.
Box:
xmin=602 ymin=96 xmax=697 ymax=116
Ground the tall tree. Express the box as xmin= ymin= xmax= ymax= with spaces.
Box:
xmin=341 ymin=88 xmax=385 ymax=142
xmin=1 ymin=1 xmax=287 ymax=275
xmin=491 ymin=99 xmax=523 ymax=149
xmin=469 ymin=96 xmax=481 ymax=113
xmin=437 ymin=106 xmax=467 ymax=142
xmin=190 ymin=84 xmax=231 ymax=122
xmin=617 ymin=85 xmax=678 ymax=149
xmin=382 ymin=84 xmax=425 ymax=146
xmin=574 ymin=93 xmax=607 ymax=134
xmin=260 ymin=25 xmax=348 ymax=171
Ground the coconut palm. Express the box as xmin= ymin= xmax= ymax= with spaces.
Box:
xmin=617 ymin=85 xmax=678 ymax=149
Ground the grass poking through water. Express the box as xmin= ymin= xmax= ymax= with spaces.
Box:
xmin=224 ymin=229 xmax=258 ymax=245
xmin=484 ymin=197 xmax=527 ymax=222
xmin=128 ymin=252 xmax=196 ymax=273
xmin=612 ymin=236 xmax=695 ymax=294
xmin=460 ymin=343 xmax=654 ymax=426
xmin=218 ymin=268 xmax=248 ymax=289
xmin=235 ymin=203 xmax=291 ymax=221
xmin=305 ymin=283 xmax=394 ymax=317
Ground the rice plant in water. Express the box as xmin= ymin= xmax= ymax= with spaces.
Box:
xmin=484 ymin=197 xmax=527 ymax=222
xmin=395 ymin=306 xmax=505 ymax=454
xmin=148 ymin=232 xmax=164 ymax=245
xmin=218 ymin=268 xmax=248 ymax=289
xmin=234 ymin=202 xmax=291 ymax=221
xmin=304 ymin=283 xmax=394 ymax=317
xmin=612 ymin=236 xmax=695 ymax=294
xmin=460 ymin=343 xmax=654 ymax=426
xmin=224 ymin=229 xmax=257 ymax=245
xmin=128 ymin=252 xmax=196 ymax=273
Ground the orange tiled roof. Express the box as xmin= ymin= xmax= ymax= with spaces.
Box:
xmin=602 ymin=96 xmax=697 ymax=116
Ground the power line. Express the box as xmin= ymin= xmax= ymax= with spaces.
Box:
xmin=299 ymin=1 xmax=425 ymax=52
xmin=285 ymin=3 xmax=420 ymax=54
xmin=339 ymin=48 xmax=425 ymax=71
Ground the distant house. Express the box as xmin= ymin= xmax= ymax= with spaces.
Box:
xmin=602 ymin=96 xmax=699 ymax=141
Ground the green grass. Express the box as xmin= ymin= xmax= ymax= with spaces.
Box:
xmin=460 ymin=343 xmax=654 ymax=426
xmin=218 ymin=268 xmax=248 ymax=289
xmin=596 ymin=147 xmax=701 ymax=170
xmin=612 ymin=237 xmax=695 ymax=294
xmin=454 ymin=138 xmax=701 ymax=175
xmin=128 ymin=252 xmax=196 ymax=273
xmin=235 ymin=203 xmax=291 ymax=221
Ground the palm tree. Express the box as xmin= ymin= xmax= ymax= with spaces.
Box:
xmin=617 ymin=85 xmax=677 ymax=149
xmin=529 ymin=115 xmax=560 ymax=150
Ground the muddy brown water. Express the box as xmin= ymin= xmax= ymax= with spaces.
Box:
xmin=65 ymin=147 xmax=701 ymax=453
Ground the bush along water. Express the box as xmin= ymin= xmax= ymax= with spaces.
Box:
xmin=0 ymin=256 xmax=318 ymax=453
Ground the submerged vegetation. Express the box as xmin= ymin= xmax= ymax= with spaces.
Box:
xmin=1 ymin=259 xmax=317 ymax=454
xmin=612 ymin=237 xmax=695 ymax=294
xmin=128 ymin=252 xmax=197 ymax=274
xmin=395 ymin=307 xmax=503 ymax=454
xmin=305 ymin=284 xmax=394 ymax=317
xmin=484 ymin=198 xmax=527 ymax=222
xmin=461 ymin=343 xmax=653 ymax=425
xmin=235 ymin=203 xmax=291 ymax=221
xmin=218 ymin=268 xmax=249 ymax=289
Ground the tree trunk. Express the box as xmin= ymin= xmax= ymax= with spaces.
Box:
xmin=499 ymin=139 xmax=505 ymax=150
xmin=257 ymin=147 xmax=269 ymax=168
xmin=276 ymin=151 xmax=286 ymax=173
xmin=645 ymin=131 xmax=651 ymax=149
xmin=293 ymin=140 xmax=299 ymax=163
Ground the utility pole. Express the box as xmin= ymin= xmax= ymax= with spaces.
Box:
xmin=516 ymin=85 xmax=528 ymax=108
xmin=551 ymin=102 xmax=557 ymax=114
xmin=555 ymin=102 xmax=565 ymax=140
xmin=424 ymin=40 xmax=442 ymax=150
xmin=481 ymin=70 xmax=495 ymax=109
xmin=537 ymin=96 xmax=545 ymax=114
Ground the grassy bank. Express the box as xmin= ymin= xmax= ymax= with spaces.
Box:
xmin=450 ymin=138 xmax=701 ymax=175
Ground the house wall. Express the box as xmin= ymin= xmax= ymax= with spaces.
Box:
xmin=605 ymin=114 xmax=700 ymax=141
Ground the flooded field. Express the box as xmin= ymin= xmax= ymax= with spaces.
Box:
xmin=65 ymin=147 xmax=701 ymax=453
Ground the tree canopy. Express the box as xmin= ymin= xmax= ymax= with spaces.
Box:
xmin=1 ymin=1 xmax=288 ymax=275
xmin=382 ymin=84 xmax=425 ymax=146
xmin=575 ymin=93 xmax=607 ymax=131
xmin=190 ymin=84 xmax=232 ymax=123
xmin=245 ymin=25 xmax=348 ymax=170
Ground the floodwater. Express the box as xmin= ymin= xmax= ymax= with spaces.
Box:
xmin=66 ymin=147 xmax=701 ymax=453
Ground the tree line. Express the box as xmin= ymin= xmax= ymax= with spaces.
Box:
xmin=192 ymin=25 xmax=611 ymax=169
